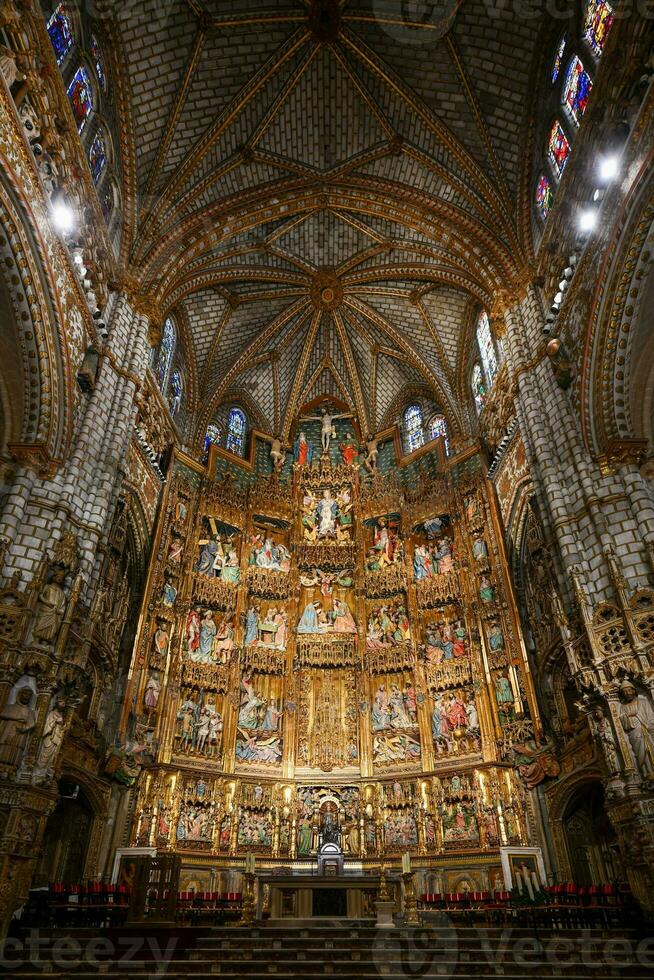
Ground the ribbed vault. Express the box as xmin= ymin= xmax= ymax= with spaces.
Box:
xmin=115 ymin=0 xmax=541 ymax=440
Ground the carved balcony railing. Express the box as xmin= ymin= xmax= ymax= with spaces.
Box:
xmin=295 ymin=634 xmax=358 ymax=668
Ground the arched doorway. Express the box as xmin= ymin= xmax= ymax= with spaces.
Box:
xmin=561 ymin=782 xmax=620 ymax=885
xmin=35 ymin=780 xmax=95 ymax=885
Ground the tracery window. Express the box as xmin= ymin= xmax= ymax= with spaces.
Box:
xmin=472 ymin=364 xmax=486 ymax=415
xmin=563 ymin=56 xmax=592 ymax=126
xmin=88 ymin=127 xmax=107 ymax=185
xmin=583 ymin=0 xmax=614 ymax=58
xmin=547 ymin=120 xmax=571 ymax=179
xmin=552 ymin=35 xmax=566 ymax=83
xmin=226 ymin=407 xmax=247 ymax=456
xmin=428 ymin=414 xmax=450 ymax=455
xmin=168 ymin=371 xmax=183 ymax=420
xmin=47 ymin=3 xmax=75 ymax=65
xmin=476 ymin=311 xmax=498 ymax=384
xmin=404 ymin=404 xmax=424 ymax=454
xmin=203 ymin=422 xmax=222 ymax=461
xmin=155 ymin=317 xmax=176 ymax=392
xmin=536 ymin=174 xmax=553 ymax=221
xmin=89 ymin=34 xmax=106 ymax=91
xmin=67 ymin=65 xmax=93 ymax=134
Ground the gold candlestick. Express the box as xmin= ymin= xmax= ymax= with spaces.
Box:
xmin=378 ymin=863 xmax=390 ymax=902
xmin=402 ymin=871 xmax=420 ymax=927
xmin=237 ymin=871 xmax=256 ymax=927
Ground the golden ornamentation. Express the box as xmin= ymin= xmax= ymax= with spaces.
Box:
xmin=246 ymin=567 xmax=290 ymax=599
xmin=296 ymin=542 xmax=357 ymax=570
xmin=415 ymin=571 xmax=460 ymax=608
xmin=191 ymin=574 xmax=238 ymax=610
xmin=295 ymin=634 xmax=357 ymax=668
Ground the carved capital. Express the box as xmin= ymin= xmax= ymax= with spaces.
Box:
xmin=595 ymin=438 xmax=648 ymax=476
xmin=7 ymin=443 xmax=61 ymax=480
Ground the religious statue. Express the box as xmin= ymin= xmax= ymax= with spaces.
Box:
xmin=494 ymin=672 xmax=514 ymax=724
xmin=34 ymin=696 xmax=67 ymax=782
xmin=0 ymin=685 xmax=36 ymax=773
xmin=270 ymin=436 xmax=287 ymax=473
xmin=293 ymin=431 xmax=313 ymax=466
xmin=144 ymin=674 xmax=162 ymax=714
xmin=472 ymin=537 xmax=488 ymax=561
xmin=618 ymin=681 xmax=654 ymax=777
xmin=300 ymin=407 xmax=353 ymax=454
xmin=590 ymin=705 xmax=620 ymax=774
xmin=339 ymin=432 xmax=359 ymax=466
xmin=363 ymin=434 xmax=379 ymax=474
xmin=32 ymin=568 xmax=67 ymax=643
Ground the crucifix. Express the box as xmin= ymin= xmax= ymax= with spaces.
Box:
xmin=299 ymin=406 xmax=353 ymax=453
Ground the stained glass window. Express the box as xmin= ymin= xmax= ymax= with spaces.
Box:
xmin=67 ymin=66 xmax=93 ymax=134
xmin=226 ymin=408 xmax=246 ymax=456
xmin=472 ymin=364 xmax=486 ymax=415
xmin=47 ymin=3 xmax=74 ymax=65
xmin=168 ymin=371 xmax=183 ymax=419
xmin=536 ymin=174 xmax=553 ymax=221
xmin=203 ymin=422 xmax=222 ymax=461
xmin=552 ymin=35 xmax=566 ymax=83
xmin=88 ymin=128 xmax=107 ymax=185
xmin=548 ymin=120 xmax=571 ymax=179
xmin=477 ymin=311 xmax=498 ymax=384
xmin=89 ymin=35 xmax=106 ymax=91
xmin=404 ymin=404 xmax=424 ymax=453
xmin=155 ymin=318 xmax=175 ymax=391
xmin=583 ymin=0 xmax=614 ymax=58
xmin=429 ymin=415 xmax=450 ymax=455
xmin=563 ymin=56 xmax=592 ymax=126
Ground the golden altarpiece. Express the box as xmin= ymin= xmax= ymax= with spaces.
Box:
xmin=123 ymin=423 xmax=542 ymax=893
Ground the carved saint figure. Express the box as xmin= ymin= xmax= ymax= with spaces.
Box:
xmin=294 ymin=431 xmax=313 ymax=466
xmin=0 ymin=686 xmax=36 ymax=772
xmin=33 ymin=568 xmax=67 ymax=643
xmin=34 ymin=697 xmax=67 ymax=780
xmin=619 ymin=681 xmax=654 ymax=777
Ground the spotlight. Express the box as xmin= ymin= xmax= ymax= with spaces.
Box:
xmin=578 ymin=208 xmax=598 ymax=234
xmin=553 ymin=291 xmax=564 ymax=306
xmin=593 ymin=188 xmax=606 ymax=203
xmin=51 ymin=200 xmax=75 ymax=234
xmin=599 ymin=154 xmax=619 ymax=181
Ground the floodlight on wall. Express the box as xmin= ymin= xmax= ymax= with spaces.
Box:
xmin=599 ymin=154 xmax=619 ymax=182
xmin=51 ymin=200 xmax=75 ymax=235
xmin=578 ymin=208 xmax=598 ymax=234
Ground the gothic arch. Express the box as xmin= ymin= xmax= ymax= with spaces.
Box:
xmin=0 ymin=168 xmax=71 ymax=472
xmin=581 ymin=164 xmax=654 ymax=455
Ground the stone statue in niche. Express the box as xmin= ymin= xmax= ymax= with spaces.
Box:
xmin=589 ymin=706 xmax=620 ymax=774
xmin=32 ymin=567 xmax=67 ymax=644
xmin=33 ymin=695 xmax=67 ymax=783
xmin=0 ymin=683 xmax=36 ymax=774
xmin=618 ymin=681 xmax=654 ymax=778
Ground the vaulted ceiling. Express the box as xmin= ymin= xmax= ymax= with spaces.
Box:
xmin=115 ymin=0 xmax=542 ymax=442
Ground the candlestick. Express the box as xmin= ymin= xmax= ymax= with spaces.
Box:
xmin=522 ymin=865 xmax=534 ymax=901
xmin=514 ymin=868 xmax=523 ymax=894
